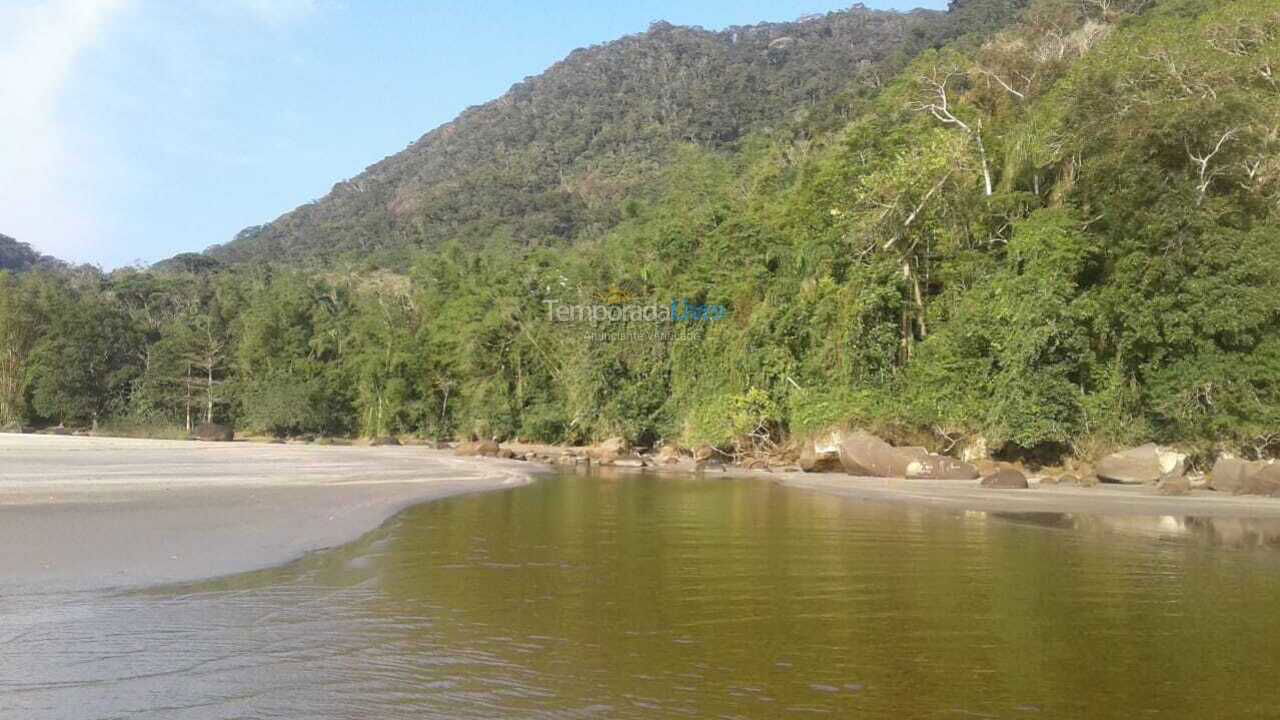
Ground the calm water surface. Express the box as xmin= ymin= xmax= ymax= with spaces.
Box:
xmin=6 ymin=472 xmax=1280 ymax=719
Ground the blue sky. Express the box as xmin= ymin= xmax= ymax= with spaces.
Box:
xmin=0 ymin=0 xmax=946 ymax=269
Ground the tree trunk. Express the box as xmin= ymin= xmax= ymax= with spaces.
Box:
xmin=974 ymin=132 xmax=993 ymax=197
xmin=911 ymin=266 xmax=928 ymax=339
xmin=205 ymin=356 xmax=214 ymax=424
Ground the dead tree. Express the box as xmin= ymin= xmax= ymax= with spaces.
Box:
xmin=912 ymin=71 xmax=994 ymax=197
xmin=1187 ymin=128 xmax=1240 ymax=206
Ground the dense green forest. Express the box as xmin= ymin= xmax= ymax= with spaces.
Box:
xmin=206 ymin=0 xmax=1029 ymax=265
xmin=3 ymin=0 xmax=1278 ymax=464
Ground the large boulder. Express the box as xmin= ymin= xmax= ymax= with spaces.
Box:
xmin=587 ymin=437 xmax=629 ymax=462
xmin=838 ymin=431 xmax=917 ymax=477
xmin=981 ymin=468 xmax=1029 ymax=489
xmin=192 ymin=423 xmax=234 ymax=442
xmin=455 ymin=439 xmax=500 ymax=457
xmin=1096 ymin=444 xmax=1186 ymax=485
xmin=799 ymin=432 xmax=843 ymax=472
xmin=906 ymin=454 xmax=980 ymax=480
xmin=655 ymin=446 xmax=683 ymax=465
xmin=836 ymin=430 xmax=975 ymax=479
xmin=1209 ymin=457 xmax=1267 ymax=494
xmin=1241 ymin=463 xmax=1280 ymax=497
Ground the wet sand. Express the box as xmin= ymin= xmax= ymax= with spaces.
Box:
xmin=778 ymin=471 xmax=1280 ymax=518
xmin=0 ymin=434 xmax=535 ymax=592
xmin=6 ymin=434 xmax=1280 ymax=593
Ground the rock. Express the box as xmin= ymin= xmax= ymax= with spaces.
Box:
xmin=554 ymin=453 xmax=583 ymax=466
xmin=455 ymin=439 xmax=500 ymax=457
xmin=600 ymin=436 xmax=628 ymax=453
xmin=496 ymin=448 xmax=517 ymax=459
xmin=905 ymin=454 xmax=980 ymax=480
xmin=693 ymin=445 xmax=716 ymax=463
xmin=192 ymin=423 xmax=234 ymax=442
xmin=1077 ymin=473 xmax=1100 ymax=488
xmin=1157 ymin=475 xmax=1192 ymax=496
xmin=974 ymin=459 xmax=1001 ymax=477
xmin=587 ymin=436 xmax=629 ymax=462
xmin=655 ymin=446 xmax=683 ymax=465
xmin=1096 ymin=444 xmax=1186 ymax=485
xmin=837 ymin=431 xmax=922 ymax=477
xmin=1208 ymin=456 xmax=1267 ymax=494
xmin=835 ymin=430 xmax=974 ymax=479
xmin=799 ymin=432 xmax=843 ymax=473
xmin=368 ymin=436 xmax=400 ymax=446
xmin=1039 ymin=473 xmax=1060 ymax=486
xmin=981 ymin=468 xmax=1029 ymax=489
xmin=1241 ymin=463 xmax=1280 ymax=497
xmin=607 ymin=456 xmax=647 ymax=468
xmin=1 ymin=422 xmax=28 ymax=434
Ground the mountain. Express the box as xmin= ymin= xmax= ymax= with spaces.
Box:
xmin=206 ymin=1 xmax=1028 ymax=265
xmin=0 ymin=234 xmax=64 ymax=273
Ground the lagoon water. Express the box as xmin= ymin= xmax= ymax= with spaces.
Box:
xmin=6 ymin=471 xmax=1280 ymax=718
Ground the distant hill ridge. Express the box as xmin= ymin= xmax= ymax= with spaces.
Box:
xmin=0 ymin=234 xmax=64 ymax=273
xmin=205 ymin=1 xmax=1028 ymax=265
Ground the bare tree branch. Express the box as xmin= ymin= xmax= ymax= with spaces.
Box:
xmin=1187 ymin=127 xmax=1241 ymax=206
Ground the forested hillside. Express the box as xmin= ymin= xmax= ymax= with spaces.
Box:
xmin=0 ymin=234 xmax=62 ymax=273
xmin=206 ymin=1 xmax=1027 ymax=264
xmin=4 ymin=0 xmax=1277 ymax=467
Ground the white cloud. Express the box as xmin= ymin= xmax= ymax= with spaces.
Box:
xmin=0 ymin=0 xmax=130 ymax=263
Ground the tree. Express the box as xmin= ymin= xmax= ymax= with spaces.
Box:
xmin=0 ymin=272 xmax=47 ymax=424
xmin=26 ymin=286 xmax=139 ymax=430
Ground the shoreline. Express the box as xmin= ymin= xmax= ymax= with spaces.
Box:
xmin=504 ymin=440 xmax=1280 ymax=519
xmin=775 ymin=471 xmax=1280 ymax=519
xmin=0 ymin=434 xmax=540 ymax=593
xmin=6 ymin=434 xmax=1280 ymax=595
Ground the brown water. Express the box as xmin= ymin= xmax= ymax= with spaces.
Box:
xmin=5 ymin=472 xmax=1280 ymax=719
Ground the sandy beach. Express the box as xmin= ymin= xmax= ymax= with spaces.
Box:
xmin=0 ymin=434 xmax=535 ymax=592
xmin=6 ymin=433 xmax=1280 ymax=594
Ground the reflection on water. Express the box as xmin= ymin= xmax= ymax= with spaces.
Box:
xmin=994 ymin=511 xmax=1280 ymax=550
xmin=5 ymin=473 xmax=1280 ymax=719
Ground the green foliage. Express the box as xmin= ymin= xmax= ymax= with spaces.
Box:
xmin=683 ymin=387 xmax=782 ymax=450
xmin=26 ymin=282 xmax=140 ymax=428
xmin=5 ymin=0 xmax=1278 ymax=465
xmin=202 ymin=4 xmax=1023 ymax=266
